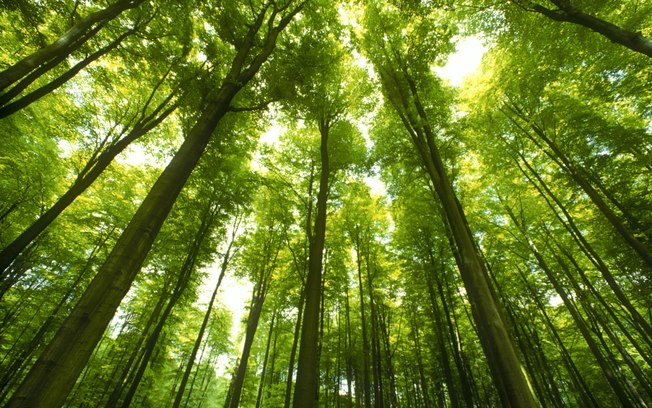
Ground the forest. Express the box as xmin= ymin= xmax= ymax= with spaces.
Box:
xmin=0 ymin=0 xmax=651 ymax=407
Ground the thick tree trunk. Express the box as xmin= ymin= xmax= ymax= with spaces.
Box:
xmin=293 ymin=117 xmax=331 ymax=408
xmin=532 ymin=1 xmax=652 ymax=58
xmin=0 ymin=0 xmax=145 ymax=93
xmin=5 ymin=4 xmax=301 ymax=406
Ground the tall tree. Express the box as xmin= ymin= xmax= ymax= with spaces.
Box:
xmin=5 ymin=2 xmax=304 ymax=407
xmin=286 ymin=17 xmax=369 ymax=403
xmin=362 ymin=4 xmax=538 ymax=406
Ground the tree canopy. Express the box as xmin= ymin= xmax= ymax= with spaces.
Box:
xmin=1 ymin=0 xmax=651 ymax=407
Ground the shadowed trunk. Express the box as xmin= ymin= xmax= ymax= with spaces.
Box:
xmin=532 ymin=0 xmax=652 ymax=58
xmin=5 ymin=4 xmax=302 ymax=406
xmin=0 ymin=80 xmax=177 ymax=280
xmin=293 ymin=115 xmax=331 ymax=408
xmin=0 ymin=0 xmax=146 ymax=93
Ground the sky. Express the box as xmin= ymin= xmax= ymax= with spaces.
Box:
xmin=434 ymin=35 xmax=487 ymax=87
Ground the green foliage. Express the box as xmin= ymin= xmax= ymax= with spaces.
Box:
xmin=1 ymin=0 xmax=651 ymax=407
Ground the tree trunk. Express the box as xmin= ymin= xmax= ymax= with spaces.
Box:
xmin=292 ymin=115 xmax=331 ymax=408
xmin=173 ymin=221 xmax=238 ymax=408
xmin=118 ymin=202 xmax=218 ymax=408
xmin=377 ymin=59 xmax=537 ymax=406
xmin=506 ymin=139 xmax=652 ymax=343
xmin=283 ymin=288 xmax=305 ymax=408
xmin=354 ymin=230 xmax=372 ymax=408
xmin=255 ymin=311 xmax=277 ymax=408
xmin=532 ymin=0 xmax=652 ymax=58
xmin=0 ymin=27 xmax=138 ymax=118
xmin=365 ymin=258 xmax=384 ymax=408
xmin=224 ymin=269 xmax=270 ymax=408
xmin=505 ymin=208 xmax=635 ymax=406
xmin=434 ymin=262 xmax=475 ymax=408
xmin=102 ymin=276 xmax=170 ymax=407
xmin=0 ymin=0 xmax=145 ymax=93
xmin=0 ymin=85 xmax=176 ymax=279
xmin=504 ymin=104 xmax=652 ymax=270
xmin=0 ymin=230 xmax=110 ymax=403
xmin=5 ymin=4 xmax=302 ymax=406
xmin=423 ymin=263 xmax=460 ymax=408
xmin=516 ymin=266 xmax=601 ymax=407
xmin=344 ymin=283 xmax=354 ymax=408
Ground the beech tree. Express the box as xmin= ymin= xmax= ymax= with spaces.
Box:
xmin=1 ymin=0 xmax=650 ymax=407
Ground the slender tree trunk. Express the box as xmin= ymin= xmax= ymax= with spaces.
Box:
xmin=365 ymin=261 xmax=384 ymax=408
xmin=531 ymin=0 xmax=652 ymax=58
xmin=118 ymin=202 xmax=218 ymax=408
xmin=377 ymin=60 xmax=537 ymax=406
xmin=0 ymin=27 xmax=138 ymax=118
xmin=410 ymin=316 xmax=431 ymax=407
xmin=516 ymin=266 xmax=601 ymax=408
xmin=434 ymin=262 xmax=475 ymax=408
xmin=0 ymin=228 xmax=111 ymax=401
xmin=0 ymin=0 xmax=146 ymax=93
xmin=266 ymin=317 xmax=279 ymax=403
xmin=256 ymin=311 xmax=277 ymax=408
xmin=344 ymin=284 xmax=354 ymax=408
xmin=293 ymin=115 xmax=331 ymax=408
xmin=0 ymin=22 xmax=105 ymax=109
xmin=354 ymin=230 xmax=372 ymax=408
xmin=423 ymin=263 xmax=460 ymax=408
xmin=504 ymin=104 xmax=652 ymax=269
xmin=505 ymin=209 xmax=635 ymax=405
xmin=378 ymin=306 xmax=398 ymax=408
xmin=103 ymin=276 xmax=170 ymax=407
xmin=283 ymin=288 xmax=305 ymax=408
xmin=5 ymin=4 xmax=302 ymax=406
xmin=507 ymin=140 xmax=652 ymax=343
xmin=173 ymin=221 xmax=239 ymax=408
xmin=224 ymin=271 xmax=270 ymax=408
xmin=0 ymin=86 xmax=176 ymax=279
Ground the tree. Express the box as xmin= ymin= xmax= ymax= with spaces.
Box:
xmin=361 ymin=4 xmax=538 ymax=407
xmin=2 ymin=1 xmax=651 ymax=407
xmin=5 ymin=2 xmax=304 ymax=406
